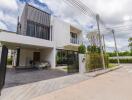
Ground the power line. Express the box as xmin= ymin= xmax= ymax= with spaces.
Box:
xmin=63 ymin=0 xmax=95 ymax=17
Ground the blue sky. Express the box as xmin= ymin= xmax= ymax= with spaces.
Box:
xmin=0 ymin=0 xmax=132 ymax=51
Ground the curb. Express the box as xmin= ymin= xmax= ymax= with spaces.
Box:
xmin=86 ymin=66 xmax=122 ymax=77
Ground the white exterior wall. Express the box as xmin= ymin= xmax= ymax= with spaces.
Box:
xmin=51 ymin=17 xmax=71 ymax=48
xmin=40 ymin=47 xmax=56 ymax=68
xmin=19 ymin=49 xmax=34 ymax=67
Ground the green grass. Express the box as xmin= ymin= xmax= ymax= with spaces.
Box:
xmin=63 ymin=67 xmax=68 ymax=72
xmin=108 ymin=64 xmax=117 ymax=68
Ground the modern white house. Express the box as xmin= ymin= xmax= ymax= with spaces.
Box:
xmin=0 ymin=4 xmax=84 ymax=69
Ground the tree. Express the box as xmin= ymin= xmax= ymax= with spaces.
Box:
xmin=78 ymin=44 xmax=86 ymax=54
xmin=128 ymin=38 xmax=132 ymax=54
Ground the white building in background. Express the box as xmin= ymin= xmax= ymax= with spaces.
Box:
xmin=0 ymin=4 xmax=84 ymax=68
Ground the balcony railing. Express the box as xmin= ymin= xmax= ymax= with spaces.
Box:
xmin=70 ymin=38 xmax=81 ymax=44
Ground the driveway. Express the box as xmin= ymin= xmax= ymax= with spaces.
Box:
xmin=5 ymin=68 xmax=68 ymax=88
xmin=32 ymin=64 xmax=132 ymax=100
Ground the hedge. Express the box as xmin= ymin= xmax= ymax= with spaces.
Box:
xmin=86 ymin=53 xmax=109 ymax=72
xmin=109 ymin=58 xmax=132 ymax=63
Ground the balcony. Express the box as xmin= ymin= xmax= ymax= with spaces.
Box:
xmin=70 ymin=38 xmax=81 ymax=44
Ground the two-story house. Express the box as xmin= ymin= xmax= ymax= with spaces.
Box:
xmin=0 ymin=4 xmax=83 ymax=69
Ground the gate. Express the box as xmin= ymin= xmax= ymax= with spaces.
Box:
xmin=67 ymin=51 xmax=79 ymax=73
xmin=0 ymin=45 xmax=8 ymax=95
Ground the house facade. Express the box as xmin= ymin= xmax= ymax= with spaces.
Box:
xmin=0 ymin=4 xmax=84 ymax=69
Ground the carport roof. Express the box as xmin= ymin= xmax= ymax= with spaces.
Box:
xmin=0 ymin=31 xmax=54 ymax=49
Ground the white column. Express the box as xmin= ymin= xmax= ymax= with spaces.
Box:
xmin=51 ymin=47 xmax=56 ymax=69
xmin=79 ymin=54 xmax=86 ymax=74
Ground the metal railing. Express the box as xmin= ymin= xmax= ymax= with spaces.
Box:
xmin=70 ymin=38 xmax=81 ymax=44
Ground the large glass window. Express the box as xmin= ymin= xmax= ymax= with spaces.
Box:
xmin=26 ymin=20 xmax=50 ymax=40
xmin=27 ymin=21 xmax=35 ymax=37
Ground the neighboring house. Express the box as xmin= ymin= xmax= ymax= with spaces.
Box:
xmin=0 ymin=4 xmax=84 ymax=69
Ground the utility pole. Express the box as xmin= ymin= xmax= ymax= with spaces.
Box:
xmin=96 ymin=14 xmax=105 ymax=69
xmin=102 ymin=35 xmax=106 ymax=53
xmin=112 ymin=30 xmax=120 ymax=65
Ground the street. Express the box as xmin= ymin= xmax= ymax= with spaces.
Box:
xmin=32 ymin=64 xmax=132 ymax=100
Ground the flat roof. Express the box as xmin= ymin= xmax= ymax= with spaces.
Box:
xmin=27 ymin=3 xmax=51 ymax=15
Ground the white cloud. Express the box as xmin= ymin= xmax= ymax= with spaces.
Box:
xmin=36 ymin=0 xmax=132 ymax=51
xmin=0 ymin=0 xmax=18 ymax=11
xmin=0 ymin=10 xmax=17 ymax=25
xmin=0 ymin=0 xmax=131 ymax=51
xmin=0 ymin=21 xmax=7 ymax=30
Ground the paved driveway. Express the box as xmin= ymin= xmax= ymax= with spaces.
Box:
xmin=5 ymin=68 xmax=68 ymax=88
xmin=32 ymin=64 xmax=132 ymax=100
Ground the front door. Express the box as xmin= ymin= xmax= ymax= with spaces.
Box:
xmin=0 ymin=45 xmax=8 ymax=95
xmin=33 ymin=52 xmax=40 ymax=62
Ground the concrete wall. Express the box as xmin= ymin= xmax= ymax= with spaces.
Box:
xmin=19 ymin=4 xmax=51 ymax=36
xmin=19 ymin=49 xmax=34 ymax=67
xmin=19 ymin=4 xmax=28 ymax=35
xmin=0 ymin=31 xmax=54 ymax=48
xmin=40 ymin=47 xmax=56 ymax=68
xmin=51 ymin=17 xmax=71 ymax=48
xmin=27 ymin=5 xmax=50 ymax=27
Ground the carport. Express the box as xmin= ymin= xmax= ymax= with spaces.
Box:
xmin=0 ymin=30 xmax=56 ymax=93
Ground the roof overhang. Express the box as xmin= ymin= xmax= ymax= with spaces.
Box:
xmin=0 ymin=32 xmax=54 ymax=49
xmin=70 ymin=25 xmax=82 ymax=34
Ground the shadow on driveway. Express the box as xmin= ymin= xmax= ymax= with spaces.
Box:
xmin=5 ymin=68 xmax=70 ymax=88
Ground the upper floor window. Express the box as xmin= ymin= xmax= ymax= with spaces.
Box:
xmin=70 ymin=32 xmax=79 ymax=44
xmin=71 ymin=32 xmax=77 ymax=39
xmin=26 ymin=20 xmax=50 ymax=40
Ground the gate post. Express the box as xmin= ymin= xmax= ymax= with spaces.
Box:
xmin=0 ymin=45 xmax=8 ymax=95
xmin=79 ymin=54 xmax=86 ymax=74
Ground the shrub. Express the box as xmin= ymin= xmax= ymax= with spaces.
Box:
xmin=87 ymin=45 xmax=101 ymax=53
xmin=78 ymin=44 xmax=86 ymax=54
xmin=86 ymin=53 xmax=109 ymax=72
xmin=7 ymin=58 xmax=12 ymax=65
xmin=109 ymin=58 xmax=132 ymax=63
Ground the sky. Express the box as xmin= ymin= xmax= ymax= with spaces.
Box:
xmin=0 ymin=0 xmax=132 ymax=52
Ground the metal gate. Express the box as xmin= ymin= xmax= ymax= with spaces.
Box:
xmin=67 ymin=51 xmax=79 ymax=73
xmin=0 ymin=45 xmax=8 ymax=95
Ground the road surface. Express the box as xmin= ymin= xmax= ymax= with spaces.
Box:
xmin=32 ymin=64 xmax=132 ymax=100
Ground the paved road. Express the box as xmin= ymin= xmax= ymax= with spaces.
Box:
xmin=32 ymin=64 xmax=132 ymax=100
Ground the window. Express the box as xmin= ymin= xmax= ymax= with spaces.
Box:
xmin=56 ymin=50 xmax=78 ymax=66
xmin=71 ymin=32 xmax=77 ymax=39
xmin=27 ymin=21 xmax=35 ymax=37
xmin=26 ymin=20 xmax=50 ymax=40
xmin=70 ymin=32 xmax=78 ymax=44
